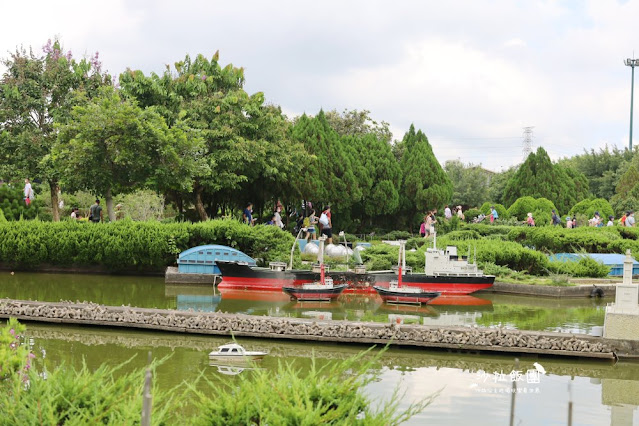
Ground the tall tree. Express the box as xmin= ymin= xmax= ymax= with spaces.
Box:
xmin=558 ymin=146 xmax=634 ymax=200
xmin=53 ymin=87 xmax=203 ymax=221
xmin=291 ymin=111 xmax=361 ymax=229
xmin=444 ymin=160 xmax=490 ymax=208
xmin=324 ymin=109 xmax=400 ymax=228
xmin=503 ymin=147 xmax=590 ymax=212
xmin=0 ymin=39 xmax=110 ymax=221
xmin=397 ymin=124 xmax=452 ymax=227
xmin=119 ymin=52 xmax=304 ymax=220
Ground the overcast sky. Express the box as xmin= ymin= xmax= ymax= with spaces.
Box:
xmin=2 ymin=0 xmax=638 ymax=171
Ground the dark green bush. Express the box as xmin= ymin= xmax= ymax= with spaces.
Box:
xmin=0 ymin=184 xmax=42 ymax=221
xmin=0 ymin=219 xmax=294 ymax=271
xmin=568 ymin=198 xmax=614 ymax=222
xmin=463 ymin=208 xmax=481 ymax=223
xmin=507 ymin=226 xmax=623 ymax=253
xmin=462 ymin=223 xmax=513 ymax=236
xmin=378 ymin=230 xmax=413 ymax=240
xmin=548 ymin=256 xmax=610 ymax=278
xmin=436 ymin=215 xmax=461 ymax=234
xmin=445 ymin=230 xmax=481 ymax=240
xmin=479 ymin=202 xmax=508 ymax=220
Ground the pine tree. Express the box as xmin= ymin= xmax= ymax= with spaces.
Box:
xmin=398 ymin=125 xmax=452 ymax=227
xmin=503 ymin=147 xmax=589 ymax=213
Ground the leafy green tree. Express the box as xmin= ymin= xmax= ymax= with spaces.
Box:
xmin=120 ymin=52 xmax=305 ymax=220
xmin=397 ymin=125 xmax=452 ymax=228
xmin=325 ymin=108 xmax=393 ymax=143
xmin=0 ymin=38 xmax=110 ymax=221
xmin=54 ymin=87 xmax=200 ymax=221
xmin=488 ymin=167 xmax=516 ymax=205
xmin=444 ymin=160 xmax=490 ymax=208
xmin=559 ymin=146 xmax=634 ymax=200
xmin=503 ymin=147 xmax=589 ymax=213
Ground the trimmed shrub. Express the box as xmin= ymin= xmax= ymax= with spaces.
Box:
xmin=464 ymin=208 xmax=481 ymax=223
xmin=568 ymin=198 xmax=614 ymax=223
xmin=0 ymin=185 xmax=42 ymax=221
xmin=462 ymin=224 xmax=512 ymax=236
xmin=433 ymin=237 xmax=550 ymax=275
xmin=446 ymin=230 xmax=481 ymax=240
xmin=507 ymin=226 xmax=623 ymax=253
xmin=0 ymin=219 xmax=294 ymax=271
xmin=548 ymin=256 xmax=610 ymax=278
xmin=479 ymin=202 xmax=508 ymax=221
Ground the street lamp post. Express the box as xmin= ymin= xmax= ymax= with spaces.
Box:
xmin=625 ymin=58 xmax=639 ymax=151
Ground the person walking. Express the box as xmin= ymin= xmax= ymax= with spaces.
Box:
xmin=490 ymin=206 xmax=498 ymax=224
xmin=444 ymin=205 xmax=452 ymax=220
xmin=551 ymin=210 xmax=561 ymax=226
xmin=319 ymin=206 xmax=332 ymax=244
xmin=23 ymin=178 xmax=34 ymax=206
xmin=243 ymin=202 xmax=256 ymax=226
xmin=89 ymin=199 xmax=103 ymax=223
xmin=526 ymin=212 xmax=535 ymax=226
xmin=626 ymin=211 xmax=636 ymax=227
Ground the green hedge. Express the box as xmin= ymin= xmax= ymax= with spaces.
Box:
xmin=436 ymin=237 xmax=550 ymax=275
xmin=0 ymin=219 xmax=294 ymax=271
xmin=506 ymin=226 xmax=625 ymax=253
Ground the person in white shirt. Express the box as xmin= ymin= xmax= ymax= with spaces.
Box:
xmin=626 ymin=211 xmax=636 ymax=227
xmin=606 ymin=215 xmax=614 ymax=227
xmin=444 ymin=205 xmax=452 ymax=219
xmin=23 ymin=178 xmax=34 ymax=206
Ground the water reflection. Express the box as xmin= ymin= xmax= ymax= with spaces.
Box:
xmin=0 ymin=272 xmax=611 ymax=332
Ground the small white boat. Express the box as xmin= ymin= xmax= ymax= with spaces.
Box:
xmin=208 ymin=343 xmax=268 ymax=362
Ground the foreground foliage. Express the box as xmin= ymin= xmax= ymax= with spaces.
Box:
xmin=189 ymin=348 xmax=435 ymax=426
xmin=0 ymin=320 xmax=434 ymax=425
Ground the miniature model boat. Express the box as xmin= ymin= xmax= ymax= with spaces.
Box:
xmin=208 ymin=343 xmax=267 ymax=362
xmin=283 ymin=277 xmax=348 ymax=302
xmin=368 ymin=241 xmax=494 ymax=295
xmin=373 ymin=279 xmax=440 ymax=305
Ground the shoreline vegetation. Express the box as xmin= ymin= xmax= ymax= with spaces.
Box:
xmin=0 ymin=218 xmax=632 ymax=286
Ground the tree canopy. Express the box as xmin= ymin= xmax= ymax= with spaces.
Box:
xmin=503 ymin=147 xmax=589 ymax=213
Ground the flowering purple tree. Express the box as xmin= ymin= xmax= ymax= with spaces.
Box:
xmin=0 ymin=38 xmax=112 ymax=221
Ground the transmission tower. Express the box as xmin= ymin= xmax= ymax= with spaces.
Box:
xmin=522 ymin=127 xmax=534 ymax=160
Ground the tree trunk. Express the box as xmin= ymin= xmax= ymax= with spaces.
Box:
xmin=194 ymin=185 xmax=208 ymax=221
xmin=105 ymin=187 xmax=116 ymax=222
xmin=49 ymin=181 xmax=60 ymax=222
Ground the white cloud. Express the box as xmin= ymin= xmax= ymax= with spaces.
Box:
xmin=2 ymin=0 xmax=638 ymax=171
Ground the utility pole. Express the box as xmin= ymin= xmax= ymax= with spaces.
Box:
xmin=522 ymin=127 xmax=534 ymax=160
xmin=625 ymin=57 xmax=639 ymax=151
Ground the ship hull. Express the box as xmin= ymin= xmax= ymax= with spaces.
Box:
xmin=373 ymin=286 xmax=441 ymax=305
xmin=282 ymin=284 xmax=349 ymax=301
xmin=217 ymin=262 xmax=495 ymax=295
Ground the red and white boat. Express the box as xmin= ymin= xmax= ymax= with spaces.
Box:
xmin=282 ymin=240 xmax=348 ymax=302
xmin=368 ymin=241 xmax=494 ymax=295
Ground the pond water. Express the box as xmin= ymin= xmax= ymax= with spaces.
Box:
xmin=1 ymin=272 xmax=637 ymax=424
xmin=0 ymin=272 xmax=610 ymax=333
xmin=20 ymin=323 xmax=639 ymax=425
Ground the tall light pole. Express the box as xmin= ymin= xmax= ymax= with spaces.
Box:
xmin=625 ymin=58 xmax=639 ymax=151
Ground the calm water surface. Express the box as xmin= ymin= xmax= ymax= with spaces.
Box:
xmin=1 ymin=272 xmax=637 ymax=424
xmin=20 ymin=323 xmax=639 ymax=425
xmin=0 ymin=272 xmax=610 ymax=333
